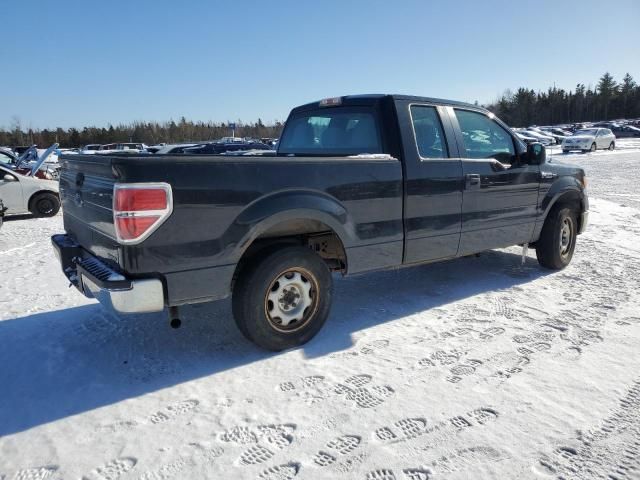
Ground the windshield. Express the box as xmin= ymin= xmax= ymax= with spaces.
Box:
xmin=278 ymin=107 xmax=382 ymax=156
xmin=0 ymin=150 xmax=16 ymax=165
xmin=575 ymin=129 xmax=597 ymax=136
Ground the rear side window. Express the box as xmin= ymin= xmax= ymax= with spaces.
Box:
xmin=410 ymin=105 xmax=448 ymax=159
xmin=278 ymin=107 xmax=382 ymax=155
xmin=454 ymin=109 xmax=515 ymax=162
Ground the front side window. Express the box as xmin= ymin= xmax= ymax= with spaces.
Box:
xmin=410 ymin=105 xmax=448 ymax=159
xmin=454 ymin=109 xmax=515 ymax=162
xmin=278 ymin=107 xmax=382 ymax=155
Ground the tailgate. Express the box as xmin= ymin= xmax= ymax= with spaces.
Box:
xmin=58 ymin=154 xmax=121 ymax=266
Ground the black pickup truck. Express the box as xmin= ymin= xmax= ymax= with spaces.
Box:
xmin=52 ymin=94 xmax=588 ymax=350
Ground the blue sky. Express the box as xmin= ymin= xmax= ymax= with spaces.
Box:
xmin=2 ymin=0 xmax=639 ymax=129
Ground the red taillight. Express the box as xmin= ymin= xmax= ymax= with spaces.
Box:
xmin=115 ymin=216 xmax=159 ymax=241
xmin=113 ymin=183 xmax=172 ymax=244
xmin=114 ymin=188 xmax=167 ymax=211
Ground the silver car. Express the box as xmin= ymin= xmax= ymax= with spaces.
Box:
xmin=562 ymin=128 xmax=616 ymax=153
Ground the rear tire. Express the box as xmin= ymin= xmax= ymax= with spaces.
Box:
xmin=562 ymin=150 xmax=570 ymax=154
xmin=232 ymin=246 xmax=333 ymax=351
xmin=30 ymin=192 xmax=60 ymax=217
xmin=536 ymin=207 xmax=578 ymax=270
xmin=608 ymin=142 xmax=615 ymax=150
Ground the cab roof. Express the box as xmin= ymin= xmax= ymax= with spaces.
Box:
xmin=291 ymin=94 xmax=481 ymax=113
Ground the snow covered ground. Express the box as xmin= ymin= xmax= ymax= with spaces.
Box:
xmin=1 ymin=140 xmax=640 ymax=480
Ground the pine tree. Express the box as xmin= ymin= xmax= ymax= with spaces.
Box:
xmin=597 ymin=72 xmax=618 ymax=120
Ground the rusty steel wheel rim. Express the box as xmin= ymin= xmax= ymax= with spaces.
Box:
xmin=264 ymin=267 xmax=319 ymax=333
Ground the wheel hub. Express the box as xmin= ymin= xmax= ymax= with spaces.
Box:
xmin=560 ymin=218 xmax=573 ymax=257
xmin=279 ymin=285 xmax=301 ymax=310
xmin=265 ymin=269 xmax=317 ymax=331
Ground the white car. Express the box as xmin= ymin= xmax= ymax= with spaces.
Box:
xmin=562 ymin=128 xmax=616 ymax=153
xmin=0 ymin=165 xmax=60 ymax=216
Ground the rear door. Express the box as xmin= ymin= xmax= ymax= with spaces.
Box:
xmin=395 ymin=100 xmax=463 ymax=264
xmin=448 ymin=107 xmax=540 ymax=255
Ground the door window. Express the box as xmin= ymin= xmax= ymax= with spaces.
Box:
xmin=410 ymin=105 xmax=448 ymax=159
xmin=454 ymin=109 xmax=515 ymax=162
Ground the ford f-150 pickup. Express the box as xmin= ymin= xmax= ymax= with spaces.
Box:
xmin=52 ymin=94 xmax=588 ymax=350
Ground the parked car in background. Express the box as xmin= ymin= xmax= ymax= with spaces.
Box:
xmin=183 ymin=141 xmax=271 ymax=154
xmin=260 ymin=138 xmax=278 ymax=147
xmin=539 ymin=127 xmax=571 ymax=142
xmin=514 ymin=131 xmax=539 ymax=144
xmin=562 ymin=128 xmax=615 ymax=153
xmin=154 ymin=143 xmax=198 ymax=154
xmin=0 ymin=164 xmax=60 ymax=217
xmin=12 ymin=146 xmax=31 ymax=155
xmin=0 ymin=148 xmax=18 ymax=167
xmin=0 ymin=145 xmax=60 ymax=179
xmin=519 ymin=129 xmax=555 ymax=146
xmin=80 ymin=144 xmax=102 ymax=154
xmin=99 ymin=143 xmax=148 ymax=152
xmin=145 ymin=144 xmax=167 ymax=153
xmin=530 ymin=127 xmax=565 ymax=144
xmin=610 ymin=124 xmax=640 ymax=138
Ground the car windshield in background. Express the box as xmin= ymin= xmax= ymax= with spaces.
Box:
xmin=278 ymin=107 xmax=382 ymax=156
xmin=575 ymin=129 xmax=598 ymax=136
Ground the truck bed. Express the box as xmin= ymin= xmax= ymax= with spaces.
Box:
xmin=59 ymin=153 xmax=404 ymax=305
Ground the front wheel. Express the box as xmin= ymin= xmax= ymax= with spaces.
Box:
xmin=232 ymin=246 xmax=333 ymax=351
xmin=590 ymin=142 xmax=597 ymax=152
xmin=536 ymin=207 xmax=578 ymax=270
xmin=30 ymin=192 xmax=60 ymax=217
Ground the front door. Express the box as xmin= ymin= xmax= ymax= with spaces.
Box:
xmin=448 ymin=107 xmax=540 ymax=256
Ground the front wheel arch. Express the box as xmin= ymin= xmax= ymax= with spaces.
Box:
xmin=541 ymin=189 xmax=585 ymax=233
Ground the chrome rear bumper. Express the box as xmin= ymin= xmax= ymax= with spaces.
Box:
xmin=51 ymin=234 xmax=165 ymax=314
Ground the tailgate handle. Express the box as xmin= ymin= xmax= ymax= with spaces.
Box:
xmin=465 ymin=174 xmax=481 ymax=189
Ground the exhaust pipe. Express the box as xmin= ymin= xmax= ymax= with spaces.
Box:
xmin=169 ymin=306 xmax=181 ymax=329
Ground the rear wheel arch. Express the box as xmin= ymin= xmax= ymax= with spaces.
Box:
xmin=231 ymin=217 xmax=348 ymax=293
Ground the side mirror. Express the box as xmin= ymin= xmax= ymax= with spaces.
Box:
xmin=526 ymin=142 xmax=546 ymax=165
xmin=3 ymin=174 xmax=17 ymax=182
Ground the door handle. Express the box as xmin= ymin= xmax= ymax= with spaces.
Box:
xmin=465 ymin=174 xmax=481 ymax=189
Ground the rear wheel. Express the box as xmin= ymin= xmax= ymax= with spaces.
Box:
xmin=30 ymin=192 xmax=60 ymax=217
xmin=608 ymin=142 xmax=615 ymax=150
xmin=536 ymin=207 xmax=578 ymax=270
xmin=232 ymin=246 xmax=333 ymax=351
xmin=562 ymin=150 xmax=570 ymax=154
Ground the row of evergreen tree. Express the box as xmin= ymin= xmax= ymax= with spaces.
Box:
xmin=0 ymin=118 xmax=283 ymax=149
xmin=487 ymin=72 xmax=640 ymax=127
xmin=2 ymin=72 xmax=638 ymax=148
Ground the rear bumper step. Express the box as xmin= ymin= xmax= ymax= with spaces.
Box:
xmin=51 ymin=234 xmax=165 ymax=314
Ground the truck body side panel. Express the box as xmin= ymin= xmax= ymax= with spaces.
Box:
xmin=59 ymin=154 xmax=403 ymax=304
